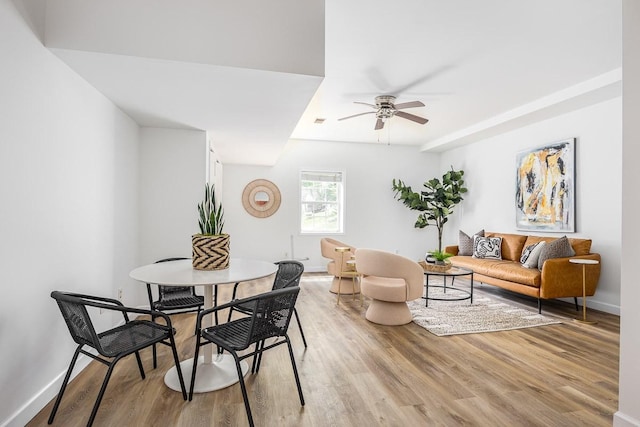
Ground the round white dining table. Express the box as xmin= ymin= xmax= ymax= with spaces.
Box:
xmin=129 ymin=258 xmax=278 ymax=393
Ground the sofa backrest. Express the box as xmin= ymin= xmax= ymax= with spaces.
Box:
xmin=523 ymin=235 xmax=592 ymax=256
xmin=485 ymin=232 xmax=528 ymax=261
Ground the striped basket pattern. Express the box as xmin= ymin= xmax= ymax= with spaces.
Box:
xmin=192 ymin=234 xmax=230 ymax=270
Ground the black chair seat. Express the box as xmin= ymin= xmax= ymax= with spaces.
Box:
xmin=228 ymin=260 xmax=307 ymax=348
xmin=97 ymin=320 xmax=170 ymax=357
xmin=190 ymin=287 xmax=305 ymax=427
xmin=146 ymin=258 xmax=205 ymax=368
xmin=49 ymin=291 xmax=187 ymax=427
xmin=153 ymin=294 xmax=204 ymax=311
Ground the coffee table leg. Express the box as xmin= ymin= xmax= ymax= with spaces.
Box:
xmin=425 ymin=275 xmax=429 ymax=307
xmin=470 ymin=273 xmax=474 ymax=304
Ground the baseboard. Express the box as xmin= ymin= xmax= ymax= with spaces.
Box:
xmin=614 ymin=411 xmax=640 ymax=426
xmin=559 ymin=296 xmax=620 ymax=316
xmin=1 ymin=355 xmax=92 ymax=427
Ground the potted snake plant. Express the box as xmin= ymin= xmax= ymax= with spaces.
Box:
xmin=192 ymin=183 xmax=230 ymax=270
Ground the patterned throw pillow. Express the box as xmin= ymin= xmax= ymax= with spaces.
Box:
xmin=472 ymin=236 xmax=502 ymax=259
xmin=537 ymin=236 xmax=576 ymax=270
xmin=520 ymin=241 xmax=546 ymax=269
xmin=459 ymin=229 xmax=485 ymax=256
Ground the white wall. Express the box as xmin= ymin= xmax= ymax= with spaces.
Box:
xmin=0 ymin=1 xmax=140 ymax=425
xmin=223 ymin=140 xmax=441 ymax=271
xmin=439 ymin=98 xmax=622 ymax=314
xmin=616 ymin=1 xmax=640 ymax=425
xmin=138 ymin=128 xmax=207 ymax=261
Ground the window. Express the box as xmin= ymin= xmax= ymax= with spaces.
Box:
xmin=300 ymin=171 xmax=344 ymax=234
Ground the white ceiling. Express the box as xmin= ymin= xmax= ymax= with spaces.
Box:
xmin=39 ymin=0 xmax=621 ymax=165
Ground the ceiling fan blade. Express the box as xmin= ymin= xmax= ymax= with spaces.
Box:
xmin=394 ymin=101 xmax=425 ymax=110
xmin=375 ymin=118 xmax=384 ymax=130
xmin=395 ymin=111 xmax=429 ymax=125
xmin=392 ymin=64 xmax=455 ymax=94
xmin=338 ymin=111 xmax=376 ymax=121
xmin=353 ymin=101 xmax=377 ymax=109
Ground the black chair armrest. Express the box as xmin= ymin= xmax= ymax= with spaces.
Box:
xmin=54 ymin=291 xmax=174 ymax=330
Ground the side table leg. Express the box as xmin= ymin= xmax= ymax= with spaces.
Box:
xmin=574 ymin=264 xmax=597 ymax=325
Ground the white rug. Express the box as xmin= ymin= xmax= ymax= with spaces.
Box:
xmin=407 ymin=288 xmax=561 ymax=336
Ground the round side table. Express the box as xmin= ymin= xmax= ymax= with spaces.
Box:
xmin=569 ymin=258 xmax=599 ymax=324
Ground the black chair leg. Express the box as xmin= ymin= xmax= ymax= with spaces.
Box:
xmin=134 ymin=351 xmax=145 ymax=379
xmin=233 ymin=353 xmax=255 ymax=427
xmin=285 ymin=337 xmax=305 ymax=406
xmin=293 ymin=309 xmax=307 ymax=348
xmin=48 ymin=346 xmax=82 ymax=424
xmin=87 ymin=359 xmax=120 ymax=427
xmin=152 ymin=344 xmax=158 ymax=369
xmin=168 ymin=335 xmax=187 ymax=400
xmin=189 ymin=337 xmax=202 ymax=400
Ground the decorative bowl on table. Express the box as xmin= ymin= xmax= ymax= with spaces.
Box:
xmin=419 ymin=260 xmax=452 ymax=273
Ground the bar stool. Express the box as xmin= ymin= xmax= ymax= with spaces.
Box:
xmin=335 ymin=246 xmax=361 ymax=305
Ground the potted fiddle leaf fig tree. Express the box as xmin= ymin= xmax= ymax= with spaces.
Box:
xmin=392 ymin=167 xmax=467 ymax=255
xmin=192 ymin=183 xmax=230 ymax=270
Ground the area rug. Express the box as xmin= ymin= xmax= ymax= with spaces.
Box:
xmin=407 ymin=289 xmax=561 ymax=336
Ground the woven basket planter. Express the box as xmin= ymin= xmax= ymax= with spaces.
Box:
xmin=192 ymin=234 xmax=230 ymax=270
xmin=419 ymin=260 xmax=452 ymax=273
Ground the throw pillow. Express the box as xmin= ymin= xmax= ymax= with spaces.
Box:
xmin=459 ymin=229 xmax=485 ymax=256
xmin=537 ymin=236 xmax=576 ymax=270
xmin=472 ymin=236 xmax=502 ymax=259
xmin=520 ymin=241 xmax=546 ymax=269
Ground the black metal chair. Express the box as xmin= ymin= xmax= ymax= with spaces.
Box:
xmin=49 ymin=291 xmax=187 ymax=427
xmin=229 ymin=260 xmax=307 ymax=348
xmin=189 ymin=287 xmax=305 ymax=427
xmin=146 ymin=257 xmax=204 ymax=367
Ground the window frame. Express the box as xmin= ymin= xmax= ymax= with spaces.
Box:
xmin=299 ymin=169 xmax=345 ymax=235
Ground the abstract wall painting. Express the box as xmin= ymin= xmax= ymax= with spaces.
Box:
xmin=515 ymin=139 xmax=575 ymax=232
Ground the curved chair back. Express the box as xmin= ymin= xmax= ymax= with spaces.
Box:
xmin=355 ymin=249 xmax=424 ymax=301
xmin=273 ymin=260 xmax=305 ymax=290
xmin=52 ymin=291 xmax=103 ymax=353
xmin=320 ymin=237 xmax=355 ymax=273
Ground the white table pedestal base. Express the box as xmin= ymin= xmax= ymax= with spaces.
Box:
xmin=164 ymin=354 xmax=249 ymax=393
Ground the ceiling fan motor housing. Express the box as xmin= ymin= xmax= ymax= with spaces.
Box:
xmin=375 ymin=95 xmax=397 ymax=119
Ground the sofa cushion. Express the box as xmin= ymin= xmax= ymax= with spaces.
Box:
xmin=486 ymin=232 xmax=528 ymax=261
xmin=537 ymin=236 xmax=575 ymax=269
xmin=449 ymin=256 xmax=542 ymax=287
xmin=458 ymin=229 xmax=484 ymax=256
xmin=520 ymin=241 xmax=546 ymax=269
xmin=568 ymin=238 xmax=592 ymax=255
xmin=523 ymin=236 xmax=592 ymax=256
xmin=473 ymin=236 xmax=502 ymax=259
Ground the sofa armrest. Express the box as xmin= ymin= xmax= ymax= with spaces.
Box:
xmin=540 ymin=253 xmax=601 ymax=299
xmin=444 ymin=245 xmax=459 ymax=256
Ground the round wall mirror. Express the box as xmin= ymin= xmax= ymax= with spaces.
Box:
xmin=242 ymin=179 xmax=281 ymax=218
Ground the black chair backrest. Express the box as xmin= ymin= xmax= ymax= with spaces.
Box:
xmin=241 ymin=287 xmax=300 ymax=349
xmin=155 ymin=257 xmax=191 ymax=297
xmin=51 ymin=291 xmax=102 ymax=352
xmin=272 ymin=260 xmax=304 ymax=291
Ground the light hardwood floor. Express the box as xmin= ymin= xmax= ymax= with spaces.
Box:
xmin=29 ymin=273 xmax=619 ymax=427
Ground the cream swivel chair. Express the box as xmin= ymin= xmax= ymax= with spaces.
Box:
xmin=320 ymin=237 xmax=359 ymax=295
xmin=355 ymin=249 xmax=424 ymax=326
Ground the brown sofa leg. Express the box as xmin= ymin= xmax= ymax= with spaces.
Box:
xmin=574 ymin=297 xmax=579 ymax=311
xmin=538 ymin=298 xmax=541 ymax=314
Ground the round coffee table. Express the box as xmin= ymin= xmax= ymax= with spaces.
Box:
xmin=423 ymin=265 xmax=474 ymax=307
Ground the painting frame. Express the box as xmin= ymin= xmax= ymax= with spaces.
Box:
xmin=515 ymin=138 xmax=575 ymax=233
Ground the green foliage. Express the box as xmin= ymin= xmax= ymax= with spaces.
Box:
xmin=428 ymin=250 xmax=454 ymax=262
xmin=392 ymin=167 xmax=468 ymax=252
xmin=198 ymin=183 xmax=225 ymax=235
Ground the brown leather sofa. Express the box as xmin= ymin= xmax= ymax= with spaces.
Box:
xmin=445 ymin=232 xmax=601 ymax=312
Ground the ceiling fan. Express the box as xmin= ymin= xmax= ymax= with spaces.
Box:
xmin=338 ymin=95 xmax=428 ymax=130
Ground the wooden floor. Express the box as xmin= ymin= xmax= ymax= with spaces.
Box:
xmin=29 ymin=273 xmax=620 ymax=427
